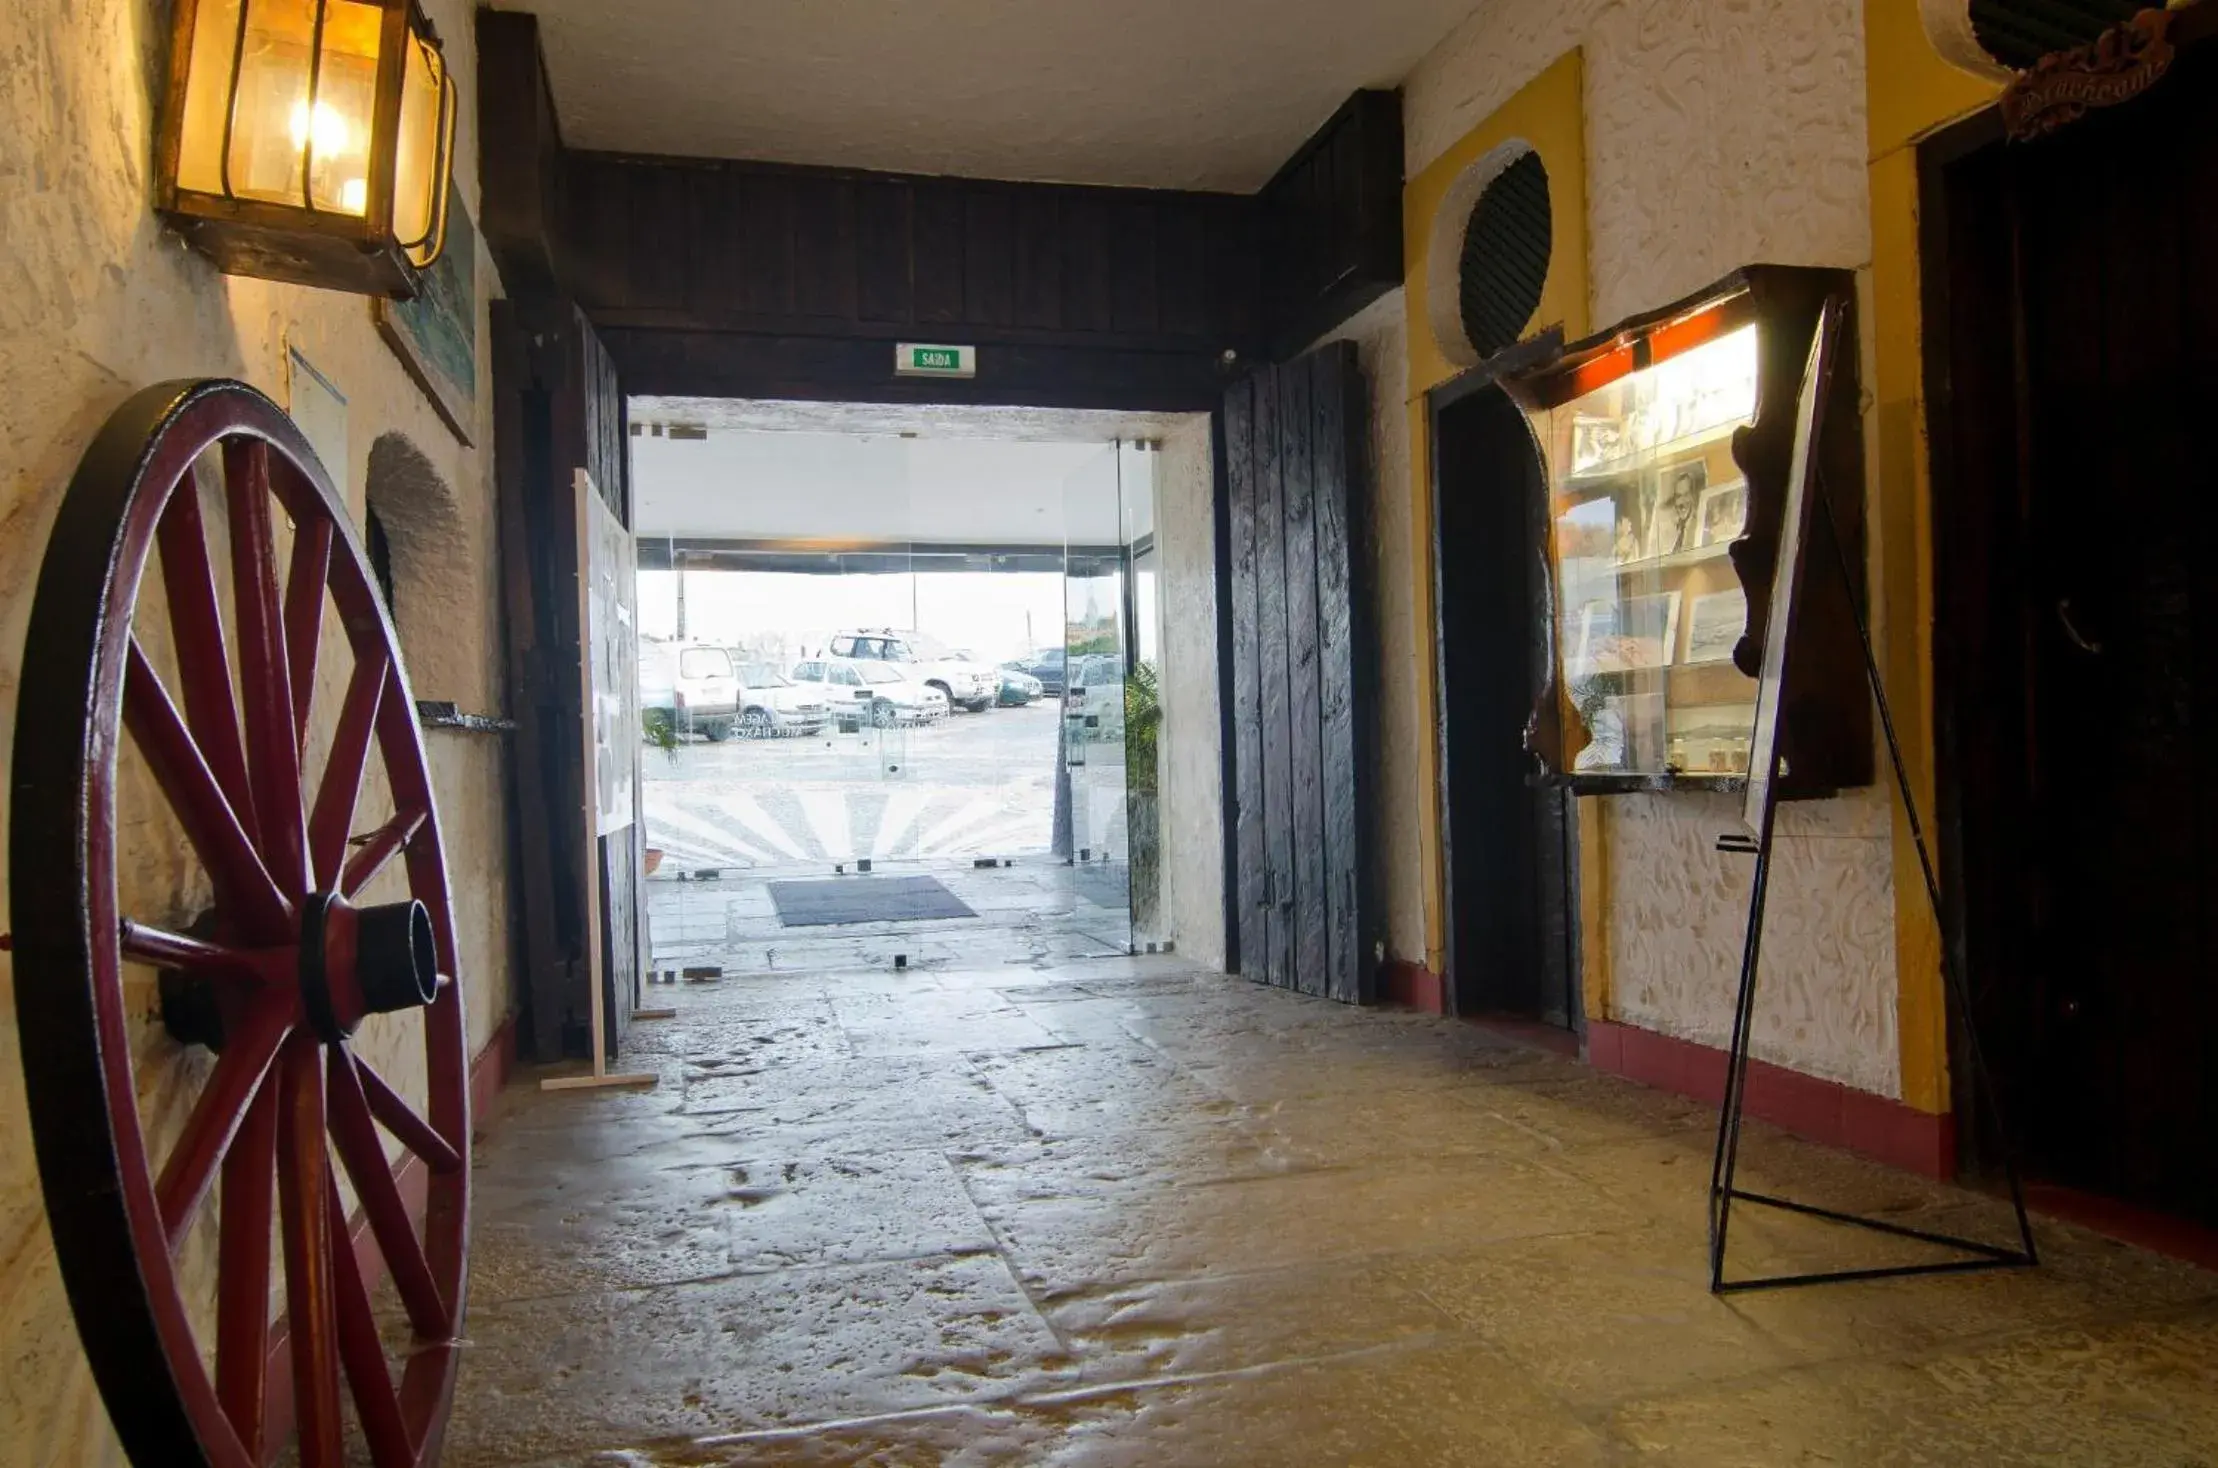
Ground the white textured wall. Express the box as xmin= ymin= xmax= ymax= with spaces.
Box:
xmin=1308 ymin=292 xmax=1426 ymax=968
xmin=1399 ymin=0 xmax=1897 ymax=1094
xmin=0 ymin=0 xmax=513 ymax=1458
xmin=1155 ymin=417 xmax=1227 ymax=969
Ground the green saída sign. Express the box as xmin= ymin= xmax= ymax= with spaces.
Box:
xmin=895 ymin=342 xmax=976 ymax=378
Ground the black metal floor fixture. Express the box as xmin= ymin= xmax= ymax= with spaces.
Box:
xmin=1706 ymin=472 xmax=2040 ymax=1295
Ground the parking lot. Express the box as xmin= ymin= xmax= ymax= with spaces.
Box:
xmin=642 ymin=701 xmax=1126 ymax=874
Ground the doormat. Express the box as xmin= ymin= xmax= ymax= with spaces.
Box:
xmin=767 ymin=875 xmax=977 ymax=927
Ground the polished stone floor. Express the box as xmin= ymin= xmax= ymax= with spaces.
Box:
xmin=454 ymin=952 xmax=2218 ymax=1466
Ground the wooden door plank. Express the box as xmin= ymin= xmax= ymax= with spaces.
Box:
xmin=1254 ymin=367 xmax=1295 ymax=990
xmin=1281 ymin=355 xmax=1328 ymax=998
xmin=1312 ymin=345 xmax=1364 ymax=1004
xmin=856 ymin=179 xmax=913 ymax=325
xmin=1225 ymin=381 xmax=1269 ymax=980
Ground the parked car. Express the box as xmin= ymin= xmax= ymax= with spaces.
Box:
xmin=996 ymin=666 xmax=1044 ymax=707
xmin=790 ymin=656 xmax=950 ymax=729
xmin=733 ymin=661 xmax=829 ymax=736
xmin=639 ymin=639 xmax=741 ymax=740
xmin=1013 ymin=646 xmax=1067 ymax=696
xmin=829 ymin=628 xmax=998 ymax=712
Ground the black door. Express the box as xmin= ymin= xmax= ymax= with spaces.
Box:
xmin=1929 ymin=41 xmax=2218 ymax=1223
xmin=1222 ymin=343 xmax=1371 ymax=1002
xmin=492 ymin=299 xmax=643 ymax=1061
xmin=1431 ymin=381 xmax=1577 ymax=1026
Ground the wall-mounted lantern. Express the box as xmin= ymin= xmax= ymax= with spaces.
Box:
xmin=157 ymin=0 xmax=457 ymax=297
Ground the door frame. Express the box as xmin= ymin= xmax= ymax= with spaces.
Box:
xmin=1425 ymin=362 xmax=1582 ymax=1026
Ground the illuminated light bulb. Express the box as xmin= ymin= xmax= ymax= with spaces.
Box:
xmin=339 ymin=177 xmax=367 ymax=213
xmin=287 ymin=99 xmax=351 ymax=156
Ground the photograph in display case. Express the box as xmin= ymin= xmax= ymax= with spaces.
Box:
xmin=1647 ymin=461 xmax=1707 ymax=558
xmin=1683 ymin=589 xmax=1748 ymax=665
xmin=1575 ymin=590 xmax=1682 ymax=674
xmin=1574 ymin=691 xmax=1666 ymax=772
xmin=1697 ymin=478 xmax=1749 ymax=547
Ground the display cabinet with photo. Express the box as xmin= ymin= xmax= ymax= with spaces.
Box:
xmin=1500 ymin=265 xmax=1874 ymax=795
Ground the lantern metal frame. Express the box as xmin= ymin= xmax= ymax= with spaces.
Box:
xmin=155 ymin=0 xmax=457 ymax=299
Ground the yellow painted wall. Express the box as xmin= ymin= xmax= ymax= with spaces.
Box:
xmin=1862 ymin=0 xmax=2003 ymax=1114
xmin=1400 ymin=50 xmax=1590 ymax=977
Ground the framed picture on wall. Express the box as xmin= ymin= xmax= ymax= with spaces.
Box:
xmin=1646 ymin=460 xmax=1706 ymax=558
xmin=374 ymin=184 xmax=477 ymax=445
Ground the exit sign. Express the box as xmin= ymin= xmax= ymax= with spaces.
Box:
xmin=896 ymin=343 xmax=976 ymax=378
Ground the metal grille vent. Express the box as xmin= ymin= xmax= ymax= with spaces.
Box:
xmin=1458 ymin=150 xmax=1552 ymax=360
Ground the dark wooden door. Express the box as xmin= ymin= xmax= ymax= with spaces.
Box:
xmin=1431 ymin=382 xmax=1577 ymax=1026
xmin=1930 ymin=44 xmax=2218 ymax=1223
xmin=1222 ymin=343 xmax=1370 ymax=1002
xmin=492 ymin=298 xmax=643 ymax=1061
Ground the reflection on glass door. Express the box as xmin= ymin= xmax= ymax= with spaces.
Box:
xmin=1062 ymin=444 xmax=1129 ymax=950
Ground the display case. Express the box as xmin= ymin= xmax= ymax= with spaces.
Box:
xmin=1501 ymin=265 xmax=1872 ymax=796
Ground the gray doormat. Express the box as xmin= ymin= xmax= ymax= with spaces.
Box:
xmin=767 ymin=875 xmax=977 ymax=927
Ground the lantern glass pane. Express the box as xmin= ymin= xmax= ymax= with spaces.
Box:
xmin=395 ymin=29 xmax=445 ymax=257
xmin=176 ymin=0 xmax=246 ymax=197
xmin=209 ymin=0 xmax=382 ymax=213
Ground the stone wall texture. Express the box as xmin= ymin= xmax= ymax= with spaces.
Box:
xmin=1394 ymin=0 xmax=1899 ymax=1095
xmin=1154 ymin=417 xmax=1227 ymax=969
xmin=0 ymin=0 xmax=514 ymax=1459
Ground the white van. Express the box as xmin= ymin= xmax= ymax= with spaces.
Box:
xmin=639 ymin=639 xmax=742 ymax=740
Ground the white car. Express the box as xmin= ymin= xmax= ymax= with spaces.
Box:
xmin=733 ymin=661 xmax=829 ymax=737
xmin=639 ymin=639 xmax=742 ymax=740
xmin=790 ymin=656 xmax=949 ymax=729
xmin=829 ymin=629 xmax=999 ymax=712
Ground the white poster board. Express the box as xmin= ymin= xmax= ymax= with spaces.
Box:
xmin=580 ymin=469 xmax=639 ymax=836
xmin=1741 ymin=301 xmax=1843 ymax=834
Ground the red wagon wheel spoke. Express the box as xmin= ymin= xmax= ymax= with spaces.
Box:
xmin=284 ymin=515 xmax=335 ymax=752
xmin=355 ymin=1055 xmax=464 ymax=1175
xmin=326 ymin=1170 xmax=418 ymax=1464
xmin=214 ymin=1082 xmax=279 ymax=1459
xmin=344 ymin=805 xmax=429 ymax=899
xmin=14 ymin=382 xmax=472 ymax=1468
xmin=275 ymin=1038 xmax=346 ymax=1468
xmin=328 ymin=1046 xmax=450 ymax=1337
xmin=223 ymin=437 xmax=310 ymax=899
xmin=154 ymin=994 xmax=293 ymax=1247
xmin=122 ymin=638 xmax=292 ymax=941
xmin=156 ymin=483 xmax=257 ymax=827
xmin=309 ymin=649 xmax=390 ymax=890
xmin=119 ymin=919 xmax=264 ymax=987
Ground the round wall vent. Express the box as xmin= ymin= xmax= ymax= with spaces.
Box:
xmin=1921 ymin=0 xmax=2147 ymax=78
xmin=1425 ymin=139 xmax=1554 ymax=369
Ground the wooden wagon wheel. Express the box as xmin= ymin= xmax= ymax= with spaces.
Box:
xmin=10 ymin=380 xmax=470 ymax=1467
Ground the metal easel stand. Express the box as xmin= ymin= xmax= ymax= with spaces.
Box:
xmin=1705 ymin=480 xmax=2040 ymax=1295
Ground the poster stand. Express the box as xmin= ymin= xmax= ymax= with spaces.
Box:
xmin=544 ymin=469 xmax=659 ymax=1094
xmin=1707 ymin=301 xmax=2037 ymax=1293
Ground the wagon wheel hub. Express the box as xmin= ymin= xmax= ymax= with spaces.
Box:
xmin=300 ymin=894 xmax=440 ymax=1043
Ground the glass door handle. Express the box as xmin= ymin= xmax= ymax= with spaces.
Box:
xmin=2056 ymin=599 xmax=2103 ymax=656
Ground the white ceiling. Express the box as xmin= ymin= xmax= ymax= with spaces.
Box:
xmin=633 ymin=429 xmax=1157 ymax=545
xmin=523 ymin=0 xmax=1480 ymax=191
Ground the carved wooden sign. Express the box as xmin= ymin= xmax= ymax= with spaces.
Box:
xmin=2003 ymin=7 xmax=2177 ymax=140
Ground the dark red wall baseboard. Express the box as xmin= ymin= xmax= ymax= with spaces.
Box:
xmin=1381 ymin=958 xmax=1445 ymax=1015
xmin=1585 ymin=1018 xmax=1955 ymax=1179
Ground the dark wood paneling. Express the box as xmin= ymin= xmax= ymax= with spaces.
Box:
xmin=1225 ymin=384 xmax=1268 ymax=978
xmin=1312 ymin=344 xmax=1366 ymax=1004
xmin=1253 ymin=368 xmax=1295 ymax=989
xmin=790 ymin=173 xmax=859 ymax=319
xmin=1280 ymin=353 xmax=1328 ymax=997
xmin=964 ymin=188 xmax=1015 ymax=327
xmin=476 ymin=11 xmax=568 ymax=300
xmin=1260 ymin=89 xmax=1404 ymax=357
xmin=856 ymin=179 xmax=913 ymax=324
xmin=913 ymin=186 xmax=968 ymax=324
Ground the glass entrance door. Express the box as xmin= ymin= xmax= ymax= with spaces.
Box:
xmin=1060 ymin=444 xmax=1130 ymax=951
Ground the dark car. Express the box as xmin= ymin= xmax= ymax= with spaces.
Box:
xmin=1012 ymin=646 xmax=1066 ymax=696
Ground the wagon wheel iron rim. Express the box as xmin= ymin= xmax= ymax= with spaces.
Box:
xmin=10 ymin=380 xmax=471 ymax=1468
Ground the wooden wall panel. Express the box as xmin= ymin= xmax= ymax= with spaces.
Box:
xmin=1225 ymin=383 xmax=1268 ymax=979
xmin=1312 ymin=344 xmax=1365 ymax=1004
xmin=1280 ymin=355 xmax=1328 ymax=998
xmin=1260 ymin=89 xmax=1404 ymax=358
xmin=1253 ymin=369 xmax=1295 ymax=988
